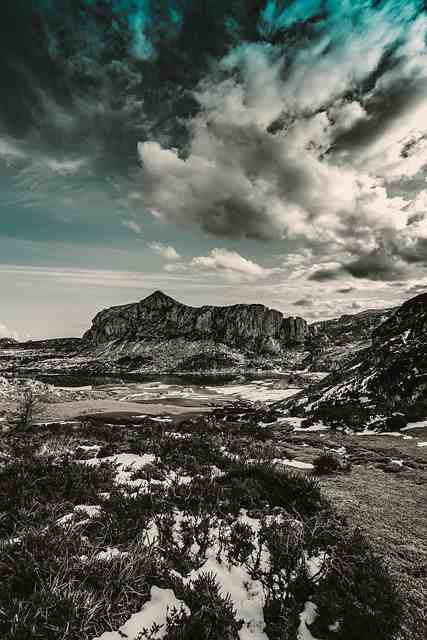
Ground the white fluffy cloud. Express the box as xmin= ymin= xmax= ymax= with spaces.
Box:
xmin=148 ymin=242 xmax=181 ymax=261
xmin=139 ymin=5 xmax=427 ymax=280
xmin=190 ymin=248 xmax=273 ymax=282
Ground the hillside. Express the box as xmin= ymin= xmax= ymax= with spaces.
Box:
xmin=281 ymin=293 xmax=427 ymax=428
xmin=306 ymin=307 xmax=394 ymax=371
xmin=0 ymin=293 xmax=404 ymax=376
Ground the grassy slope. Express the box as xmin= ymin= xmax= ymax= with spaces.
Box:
xmin=320 ymin=464 xmax=426 ymax=640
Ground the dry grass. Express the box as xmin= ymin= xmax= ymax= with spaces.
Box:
xmin=319 ymin=465 xmax=427 ymax=640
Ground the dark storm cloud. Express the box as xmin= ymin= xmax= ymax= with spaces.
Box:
xmin=330 ymin=81 xmax=427 ymax=157
xmin=293 ymin=298 xmax=313 ymax=307
xmin=1 ymin=0 xmax=427 ymax=286
xmin=344 ymin=249 xmax=409 ymax=281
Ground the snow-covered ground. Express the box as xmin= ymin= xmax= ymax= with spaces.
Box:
xmin=402 ymin=420 xmax=427 ymax=431
xmin=89 ymin=508 xmax=326 ymax=640
xmin=206 ymin=383 xmax=302 ymax=402
xmin=117 ymin=379 xmax=302 ymax=404
xmin=93 ymin=586 xmax=189 ymax=640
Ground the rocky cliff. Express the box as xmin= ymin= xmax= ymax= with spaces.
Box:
xmin=281 ymin=293 xmax=427 ymax=428
xmin=306 ymin=307 xmax=394 ymax=371
xmin=311 ymin=307 xmax=394 ymax=344
xmin=82 ymin=290 xmax=312 ymax=355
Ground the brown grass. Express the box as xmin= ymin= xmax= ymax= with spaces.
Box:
xmin=319 ymin=465 xmax=427 ymax=640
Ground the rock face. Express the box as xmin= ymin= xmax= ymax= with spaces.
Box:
xmin=0 ymin=338 xmax=19 ymax=348
xmin=282 ymin=292 xmax=427 ymax=425
xmin=311 ymin=307 xmax=394 ymax=344
xmin=307 ymin=307 xmax=394 ymax=371
xmin=82 ymin=290 xmax=312 ymax=355
xmin=372 ymin=293 xmax=427 ymax=347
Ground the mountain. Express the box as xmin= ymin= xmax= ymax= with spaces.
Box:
xmin=281 ymin=293 xmax=427 ymax=428
xmin=0 ymin=337 xmax=19 ymax=348
xmin=307 ymin=307 xmax=394 ymax=371
xmin=1 ymin=292 xmax=421 ymax=379
xmin=83 ymin=290 xmax=312 ymax=351
xmin=311 ymin=307 xmax=394 ymax=344
xmin=81 ymin=290 xmax=313 ymax=370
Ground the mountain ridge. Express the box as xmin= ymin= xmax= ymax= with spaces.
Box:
xmin=279 ymin=292 xmax=427 ymax=428
xmin=82 ymin=289 xmax=312 ymax=356
xmin=1 ymin=291 xmax=424 ymax=380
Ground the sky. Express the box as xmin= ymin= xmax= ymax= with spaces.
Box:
xmin=0 ymin=0 xmax=427 ymax=339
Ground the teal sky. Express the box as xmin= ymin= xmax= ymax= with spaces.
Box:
xmin=1 ymin=1 xmax=426 ymax=337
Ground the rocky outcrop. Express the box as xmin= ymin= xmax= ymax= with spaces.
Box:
xmin=305 ymin=307 xmax=394 ymax=371
xmin=82 ymin=290 xmax=312 ymax=355
xmin=311 ymin=307 xmax=394 ymax=344
xmin=280 ymin=293 xmax=427 ymax=427
xmin=0 ymin=338 xmax=19 ymax=348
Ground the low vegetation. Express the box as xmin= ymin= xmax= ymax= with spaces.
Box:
xmin=0 ymin=411 xmax=405 ymax=640
xmin=313 ymin=452 xmax=351 ymax=475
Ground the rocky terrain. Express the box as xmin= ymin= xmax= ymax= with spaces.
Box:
xmin=280 ymin=293 xmax=427 ymax=429
xmin=1 ymin=291 xmax=426 ymax=640
xmin=0 ymin=291 xmax=395 ymax=377
xmin=307 ymin=307 xmax=394 ymax=371
xmin=80 ymin=290 xmax=313 ymax=372
xmin=83 ymin=290 xmax=311 ymax=350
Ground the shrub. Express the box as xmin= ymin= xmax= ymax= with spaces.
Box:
xmin=153 ymin=434 xmax=226 ymax=474
xmin=370 ymin=413 xmax=408 ymax=432
xmin=164 ymin=572 xmax=241 ymax=640
xmin=0 ymin=454 xmax=114 ymax=537
xmin=0 ymin=529 xmax=167 ymax=640
xmin=14 ymin=387 xmax=45 ymax=431
xmin=219 ymin=464 xmax=323 ymax=518
xmin=313 ymin=452 xmax=351 ymax=475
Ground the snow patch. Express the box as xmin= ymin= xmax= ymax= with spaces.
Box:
xmin=402 ymin=420 xmax=427 ymax=431
xmin=92 ymin=586 xmax=189 ymax=640
xmin=273 ymin=458 xmax=314 ymax=470
xmin=297 ymin=601 xmax=320 ymax=640
xmin=184 ymin=556 xmax=268 ymax=640
xmin=83 ymin=453 xmax=156 ymax=486
xmin=294 ymin=422 xmax=329 ymax=433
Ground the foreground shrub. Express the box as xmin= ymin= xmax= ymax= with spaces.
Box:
xmin=0 ymin=529 xmax=166 ymax=640
xmin=164 ymin=572 xmax=241 ymax=639
xmin=0 ymin=454 xmax=114 ymax=537
xmin=219 ymin=464 xmax=323 ymax=518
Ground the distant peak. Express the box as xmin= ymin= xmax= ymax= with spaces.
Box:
xmin=141 ymin=290 xmax=179 ymax=305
